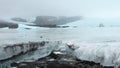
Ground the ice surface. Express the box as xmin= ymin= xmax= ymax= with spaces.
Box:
xmin=0 ymin=41 xmax=60 ymax=61
xmin=1 ymin=18 xmax=120 ymax=67
xmin=66 ymin=42 xmax=120 ymax=67
xmin=64 ymin=18 xmax=120 ymax=28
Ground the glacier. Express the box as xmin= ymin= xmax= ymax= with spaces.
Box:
xmin=0 ymin=41 xmax=60 ymax=61
xmin=1 ymin=18 xmax=120 ymax=68
xmin=66 ymin=42 xmax=120 ymax=67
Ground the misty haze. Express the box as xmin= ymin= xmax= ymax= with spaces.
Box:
xmin=1 ymin=0 xmax=120 ymax=68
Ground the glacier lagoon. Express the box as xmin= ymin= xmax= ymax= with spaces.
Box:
xmin=1 ymin=18 xmax=120 ymax=68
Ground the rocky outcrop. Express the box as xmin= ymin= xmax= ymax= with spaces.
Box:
xmin=11 ymin=50 xmax=103 ymax=68
xmin=7 ymin=23 xmax=18 ymax=29
xmin=11 ymin=17 xmax=27 ymax=22
xmin=99 ymin=23 xmax=104 ymax=27
xmin=33 ymin=16 xmax=81 ymax=27
xmin=0 ymin=20 xmax=18 ymax=29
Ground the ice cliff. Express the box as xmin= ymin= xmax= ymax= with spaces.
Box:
xmin=1 ymin=40 xmax=120 ymax=68
xmin=0 ymin=41 xmax=60 ymax=61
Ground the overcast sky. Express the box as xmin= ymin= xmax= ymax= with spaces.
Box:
xmin=0 ymin=0 xmax=120 ymax=18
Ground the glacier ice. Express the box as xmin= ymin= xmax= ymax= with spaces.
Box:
xmin=66 ymin=42 xmax=120 ymax=67
xmin=1 ymin=18 xmax=120 ymax=68
xmin=0 ymin=41 xmax=60 ymax=61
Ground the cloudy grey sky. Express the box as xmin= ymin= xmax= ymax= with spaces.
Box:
xmin=0 ymin=0 xmax=120 ymax=18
